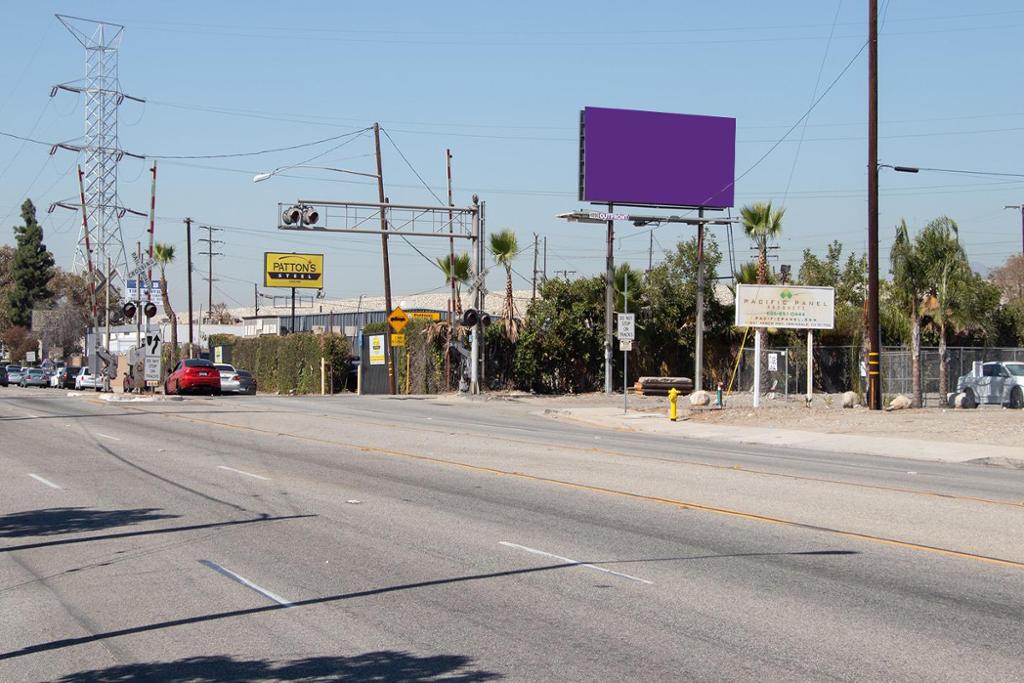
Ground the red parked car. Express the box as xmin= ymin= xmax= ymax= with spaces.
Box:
xmin=164 ymin=359 xmax=222 ymax=395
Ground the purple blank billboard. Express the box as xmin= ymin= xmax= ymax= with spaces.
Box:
xmin=579 ymin=106 xmax=736 ymax=208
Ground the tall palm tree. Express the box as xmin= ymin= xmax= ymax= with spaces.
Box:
xmin=489 ymin=229 xmax=519 ymax=340
xmin=153 ymin=242 xmax=179 ymax=367
xmin=740 ymin=202 xmax=784 ymax=394
xmin=889 ymin=218 xmax=928 ymax=407
xmin=437 ymin=252 xmax=472 ymax=316
xmin=740 ymin=201 xmax=785 ymax=285
xmin=917 ymin=217 xmax=969 ymax=396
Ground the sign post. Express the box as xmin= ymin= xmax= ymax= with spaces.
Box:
xmin=388 ymin=307 xmax=409 ymax=391
xmin=617 ymin=279 xmax=635 ymax=414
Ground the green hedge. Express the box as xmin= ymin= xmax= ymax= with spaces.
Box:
xmin=207 ymin=333 xmax=350 ymax=394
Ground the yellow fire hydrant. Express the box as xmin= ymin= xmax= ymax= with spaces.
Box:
xmin=668 ymin=387 xmax=679 ymax=422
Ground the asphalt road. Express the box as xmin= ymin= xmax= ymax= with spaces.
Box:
xmin=1 ymin=387 xmax=1022 ymax=681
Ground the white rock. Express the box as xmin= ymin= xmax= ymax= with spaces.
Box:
xmin=689 ymin=390 xmax=711 ymax=406
xmin=841 ymin=391 xmax=857 ymax=408
xmin=888 ymin=394 xmax=912 ymax=410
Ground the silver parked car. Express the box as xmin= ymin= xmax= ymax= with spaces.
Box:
xmin=19 ymin=368 xmax=48 ymax=388
xmin=7 ymin=365 xmax=25 ymax=385
xmin=955 ymin=361 xmax=1024 ymax=409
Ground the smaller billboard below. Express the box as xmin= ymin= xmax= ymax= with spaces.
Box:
xmin=264 ymin=252 xmax=324 ymax=289
xmin=579 ymin=106 xmax=736 ymax=208
xmin=735 ymin=285 xmax=835 ymax=330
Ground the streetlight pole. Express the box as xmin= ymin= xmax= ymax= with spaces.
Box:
xmin=866 ymin=0 xmax=882 ymax=411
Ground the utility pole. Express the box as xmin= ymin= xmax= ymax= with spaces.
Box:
xmin=198 ymin=225 xmax=222 ymax=324
xmin=104 ymin=256 xmax=111 ymax=351
xmin=146 ymin=161 xmax=157 ymax=341
xmin=531 ymin=232 xmax=539 ymax=304
xmin=374 ymin=123 xmax=396 ymax=395
xmin=185 ymin=217 xmax=194 ymax=358
xmin=446 ymin=148 xmax=455 ymax=389
xmin=648 ymin=231 xmax=654 ymax=273
xmin=866 ymin=0 xmax=882 ymax=410
xmin=543 ymin=236 xmax=547 ymax=281
xmin=604 ymin=204 xmax=615 ymax=395
xmin=254 ymin=283 xmax=259 ymax=316
xmin=555 ymin=269 xmax=576 ymax=281
xmin=695 ymin=209 xmax=705 ymax=391
xmin=1004 ymin=204 xmax=1024 ymax=254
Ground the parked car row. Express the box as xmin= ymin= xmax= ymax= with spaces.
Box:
xmin=162 ymin=359 xmax=256 ymax=396
xmin=2 ymin=364 xmax=104 ymax=390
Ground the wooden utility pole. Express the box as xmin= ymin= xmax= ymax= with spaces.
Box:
xmin=866 ymin=0 xmax=882 ymax=410
xmin=695 ymin=210 xmax=705 ymax=391
xmin=374 ymin=123 xmax=396 ymax=395
xmin=446 ymin=148 xmax=455 ymax=389
xmin=531 ymin=233 xmax=539 ymax=304
xmin=185 ymin=217 xmax=194 ymax=358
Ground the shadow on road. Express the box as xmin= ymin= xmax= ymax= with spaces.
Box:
xmin=0 ymin=548 xmax=859 ymax=661
xmin=52 ymin=651 xmax=502 ymax=682
xmin=0 ymin=507 xmax=179 ymax=539
xmin=0 ymin=513 xmax=315 ymax=553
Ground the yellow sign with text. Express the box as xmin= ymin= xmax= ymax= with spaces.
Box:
xmin=409 ymin=311 xmax=442 ymax=321
xmin=390 ymin=333 xmax=406 ymax=347
xmin=264 ymin=252 xmax=324 ymax=289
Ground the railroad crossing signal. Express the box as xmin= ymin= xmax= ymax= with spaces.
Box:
xmin=388 ymin=306 xmax=409 ymax=333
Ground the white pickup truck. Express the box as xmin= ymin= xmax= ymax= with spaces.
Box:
xmin=955 ymin=361 xmax=1024 ymax=409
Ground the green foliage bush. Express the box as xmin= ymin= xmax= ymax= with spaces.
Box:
xmin=207 ymin=333 xmax=350 ymax=394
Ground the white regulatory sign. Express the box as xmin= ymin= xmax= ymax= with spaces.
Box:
xmin=144 ymin=333 xmax=162 ymax=358
xmin=144 ymin=356 xmax=161 ymax=382
xmin=619 ymin=339 xmax=633 ymax=351
xmin=617 ymin=313 xmax=635 ymax=341
xmin=768 ymin=352 xmax=778 ymax=372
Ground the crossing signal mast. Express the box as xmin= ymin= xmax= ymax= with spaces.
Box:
xmin=49 ymin=14 xmax=145 ymax=290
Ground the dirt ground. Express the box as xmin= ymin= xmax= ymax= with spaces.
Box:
xmin=489 ymin=390 xmax=1024 ymax=448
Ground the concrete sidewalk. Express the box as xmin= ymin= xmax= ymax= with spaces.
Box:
xmin=543 ymin=406 xmax=1024 ymax=467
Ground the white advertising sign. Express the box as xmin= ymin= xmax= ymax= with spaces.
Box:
xmin=617 ymin=313 xmax=636 ymax=341
xmin=735 ymin=284 xmax=835 ymax=330
xmin=368 ymin=335 xmax=386 ymax=366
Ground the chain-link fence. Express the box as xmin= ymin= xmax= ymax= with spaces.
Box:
xmin=735 ymin=345 xmax=1024 ymax=405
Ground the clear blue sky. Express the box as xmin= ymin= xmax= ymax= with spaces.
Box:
xmin=2 ymin=1 xmax=1022 ymax=312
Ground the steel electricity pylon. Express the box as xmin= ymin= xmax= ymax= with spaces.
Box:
xmin=50 ymin=14 xmax=145 ymax=288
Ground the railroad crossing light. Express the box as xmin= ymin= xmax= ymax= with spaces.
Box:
xmin=480 ymin=312 xmax=492 ymax=327
xmin=461 ymin=309 xmax=479 ymax=327
xmin=122 ymin=302 xmax=137 ymax=320
xmin=143 ymin=302 xmax=158 ymax=319
xmin=282 ymin=205 xmax=301 ymax=225
xmin=301 ymin=205 xmax=319 ymax=225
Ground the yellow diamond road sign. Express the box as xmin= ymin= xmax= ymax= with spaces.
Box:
xmin=388 ymin=306 xmax=409 ymax=332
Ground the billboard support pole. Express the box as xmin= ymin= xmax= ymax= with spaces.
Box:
xmin=695 ymin=207 xmax=705 ymax=391
xmin=291 ymin=287 xmax=296 ymax=334
xmin=605 ymin=203 xmax=614 ymax=395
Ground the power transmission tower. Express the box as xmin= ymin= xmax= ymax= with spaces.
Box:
xmin=198 ymin=225 xmax=223 ymax=322
xmin=50 ymin=14 xmax=145 ymax=289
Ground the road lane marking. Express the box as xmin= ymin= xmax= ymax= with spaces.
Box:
xmin=121 ymin=407 xmax=1024 ymax=571
xmin=217 ymin=465 xmax=270 ymax=481
xmin=500 ymin=541 xmax=653 ymax=585
xmin=95 ymin=432 xmax=121 ymax=441
xmin=199 ymin=560 xmax=292 ymax=606
xmin=27 ymin=474 xmax=62 ymax=490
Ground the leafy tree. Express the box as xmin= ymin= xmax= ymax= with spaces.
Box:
xmin=153 ymin=242 xmax=179 ymax=366
xmin=489 ymin=229 xmax=520 ymax=341
xmin=0 ymin=325 xmax=38 ymax=363
xmin=990 ymin=254 xmax=1024 ymax=303
xmin=7 ymin=200 xmax=55 ymax=328
xmin=513 ymin=276 xmax=605 ymax=393
xmin=0 ymin=245 xmax=14 ymax=330
xmin=799 ymin=240 xmax=866 ymax=344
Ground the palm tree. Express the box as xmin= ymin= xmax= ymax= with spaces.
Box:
xmin=489 ymin=229 xmax=519 ymax=340
xmin=917 ymin=217 xmax=969 ymax=396
xmin=153 ymin=242 xmax=179 ymax=367
xmin=437 ymin=252 xmax=472 ymax=316
xmin=740 ymin=202 xmax=784 ymax=394
xmin=740 ymin=202 xmax=785 ymax=285
xmin=889 ymin=219 xmax=928 ymax=407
